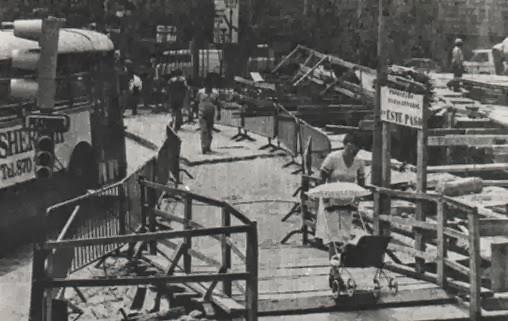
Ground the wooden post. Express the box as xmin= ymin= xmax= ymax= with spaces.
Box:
xmin=436 ymin=199 xmax=447 ymax=288
xmin=415 ymin=100 xmax=429 ymax=274
xmin=245 ymin=222 xmax=258 ymax=321
xmin=301 ymin=175 xmax=309 ymax=245
xmin=371 ymin=0 xmax=388 ymax=189
xmin=139 ymin=177 xmax=147 ymax=229
xmin=380 ymin=122 xmax=392 ymax=231
xmin=28 ymin=244 xmax=47 ymax=321
xmin=221 ymin=207 xmax=232 ymax=296
xmin=183 ymin=195 xmax=193 ymax=274
xmin=118 ymin=184 xmax=126 ymax=235
xmin=149 ymin=160 xmax=157 ymax=254
xmin=468 ymin=207 xmax=481 ymax=321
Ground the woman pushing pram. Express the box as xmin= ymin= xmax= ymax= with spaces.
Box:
xmin=311 ymin=133 xmax=395 ymax=298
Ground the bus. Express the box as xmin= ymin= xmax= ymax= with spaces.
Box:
xmin=0 ymin=26 xmax=126 ymax=249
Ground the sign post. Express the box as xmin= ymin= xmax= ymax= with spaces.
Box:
xmin=380 ymin=85 xmax=428 ymax=273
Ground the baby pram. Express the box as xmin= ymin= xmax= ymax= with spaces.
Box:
xmin=329 ymin=235 xmax=398 ymax=299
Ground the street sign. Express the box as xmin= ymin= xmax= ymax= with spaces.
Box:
xmin=25 ymin=113 xmax=70 ymax=132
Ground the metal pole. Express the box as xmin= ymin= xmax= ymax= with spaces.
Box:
xmin=38 ymin=17 xmax=64 ymax=113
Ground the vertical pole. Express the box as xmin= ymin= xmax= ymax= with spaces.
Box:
xmin=381 ymin=122 xmax=391 ymax=225
xmin=415 ymin=103 xmax=428 ymax=274
xmin=28 ymin=245 xmax=47 ymax=321
xmin=38 ymin=17 xmax=64 ymax=112
xmin=183 ymin=195 xmax=193 ymax=274
xmin=468 ymin=207 xmax=481 ymax=321
xmin=118 ymin=184 xmax=126 ymax=235
xmin=148 ymin=159 xmax=157 ymax=254
xmin=139 ymin=177 xmax=147 ymax=229
xmin=371 ymin=0 xmax=387 ymax=188
xmin=221 ymin=207 xmax=232 ymax=296
xmin=245 ymin=222 xmax=258 ymax=321
xmin=436 ymin=199 xmax=447 ymax=288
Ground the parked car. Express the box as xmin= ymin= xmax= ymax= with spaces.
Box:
xmin=403 ymin=58 xmax=441 ymax=73
xmin=463 ymin=49 xmax=496 ymax=74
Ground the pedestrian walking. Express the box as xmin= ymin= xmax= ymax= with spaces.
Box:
xmin=314 ymin=133 xmax=365 ymax=292
xmin=451 ymin=38 xmax=464 ymax=92
xmin=127 ymin=70 xmax=142 ymax=116
xmin=167 ymin=69 xmax=188 ymax=131
xmin=197 ymin=76 xmax=220 ymax=154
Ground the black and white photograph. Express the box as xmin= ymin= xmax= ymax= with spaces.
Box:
xmin=2 ymin=1 xmax=508 ymax=320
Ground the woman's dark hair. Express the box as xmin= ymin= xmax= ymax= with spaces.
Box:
xmin=343 ymin=133 xmax=362 ymax=147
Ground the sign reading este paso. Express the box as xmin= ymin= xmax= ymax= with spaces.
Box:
xmin=381 ymin=87 xmax=424 ymax=129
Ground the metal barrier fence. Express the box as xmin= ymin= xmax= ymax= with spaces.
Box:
xmin=298 ymin=119 xmax=331 ymax=171
xmin=276 ymin=104 xmax=299 ymax=157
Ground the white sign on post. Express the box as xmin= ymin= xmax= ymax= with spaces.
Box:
xmin=214 ymin=0 xmax=239 ymax=44
xmin=380 ymin=86 xmax=424 ymax=129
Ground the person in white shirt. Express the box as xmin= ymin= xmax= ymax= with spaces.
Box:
xmin=196 ymin=76 xmax=220 ymax=154
xmin=451 ymin=38 xmax=464 ymax=92
xmin=315 ymin=133 xmax=365 ymax=294
xmin=128 ymin=71 xmax=142 ymax=115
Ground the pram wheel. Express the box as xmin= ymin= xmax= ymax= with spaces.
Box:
xmin=331 ymin=280 xmax=341 ymax=299
xmin=388 ymin=278 xmax=398 ymax=295
xmin=346 ymin=278 xmax=356 ymax=297
xmin=372 ymin=278 xmax=381 ymax=299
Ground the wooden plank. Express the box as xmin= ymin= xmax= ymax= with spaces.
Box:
xmin=428 ymin=135 xmax=508 ymax=147
xmin=444 ymin=258 xmax=470 ymax=278
xmin=490 ymin=242 xmax=508 ymax=292
xmin=45 ymin=225 xmax=250 ymax=249
xmin=483 ymin=294 xmax=508 ymax=311
xmin=436 ymin=200 xmax=446 ymax=287
xmin=443 ymin=227 xmax=468 ymax=242
xmin=154 ymin=209 xmax=246 ymax=262
xmin=428 ymin=128 xmax=508 ymax=136
xmin=446 ymin=278 xmax=492 ymax=297
xmin=159 ymin=239 xmax=221 ymax=268
xmin=479 ymin=219 xmax=508 ymax=237
xmin=368 ymin=185 xmax=438 ymax=202
xmin=379 ymin=215 xmax=436 ymax=231
xmin=247 ymin=287 xmax=455 ymax=315
xmin=428 ymin=163 xmax=508 ymax=173
xmin=468 ymin=208 xmax=482 ymax=320
xmin=387 ymin=243 xmax=437 ymax=262
xmin=44 ymin=272 xmax=250 ymax=288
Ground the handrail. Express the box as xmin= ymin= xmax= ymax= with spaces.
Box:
xmin=140 ymin=178 xmax=253 ymax=225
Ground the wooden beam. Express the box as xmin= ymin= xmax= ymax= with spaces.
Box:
xmin=479 ymin=219 xmax=508 ymax=237
xmin=43 ymin=272 xmax=250 ymax=288
xmin=387 ymin=243 xmax=437 ymax=262
xmin=368 ymin=185 xmax=438 ymax=202
xmin=159 ymin=239 xmax=221 ymax=268
xmin=428 ymin=163 xmax=508 ymax=173
xmin=436 ymin=200 xmax=446 ymax=287
xmin=428 ymin=128 xmax=508 ymax=136
xmin=428 ymin=135 xmax=508 ymax=147
xmin=250 ymin=287 xmax=455 ymax=315
xmin=491 ymin=242 xmax=508 ymax=292
xmin=44 ymin=225 xmax=250 ymax=249
xmin=379 ymin=214 xmax=437 ymax=231
xmin=444 ymin=258 xmax=470 ymax=278
xmin=443 ymin=227 xmax=468 ymax=242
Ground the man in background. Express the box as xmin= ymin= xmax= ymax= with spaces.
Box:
xmin=167 ymin=69 xmax=188 ymax=131
xmin=451 ymin=38 xmax=464 ymax=92
xmin=127 ymin=70 xmax=142 ymax=116
xmin=197 ymin=75 xmax=220 ymax=154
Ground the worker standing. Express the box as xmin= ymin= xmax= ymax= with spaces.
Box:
xmin=451 ymin=38 xmax=464 ymax=92
xmin=127 ymin=70 xmax=142 ymax=116
xmin=197 ymin=76 xmax=220 ymax=154
xmin=167 ymin=69 xmax=188 ymax=131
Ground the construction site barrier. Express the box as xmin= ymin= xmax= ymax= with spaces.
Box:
xmin=298 ymin=119 xmax=331 ymax=171
xmin=276 ymin=105 xmax=299 ymax=157
xmin=30 ymin=175 xmax=258 ymax=321
xmin=216 ymin=102 xmax=242 ymax=128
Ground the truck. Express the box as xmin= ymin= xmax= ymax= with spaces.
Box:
xmin=463 ymin=49 xmax=497 ymax=75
